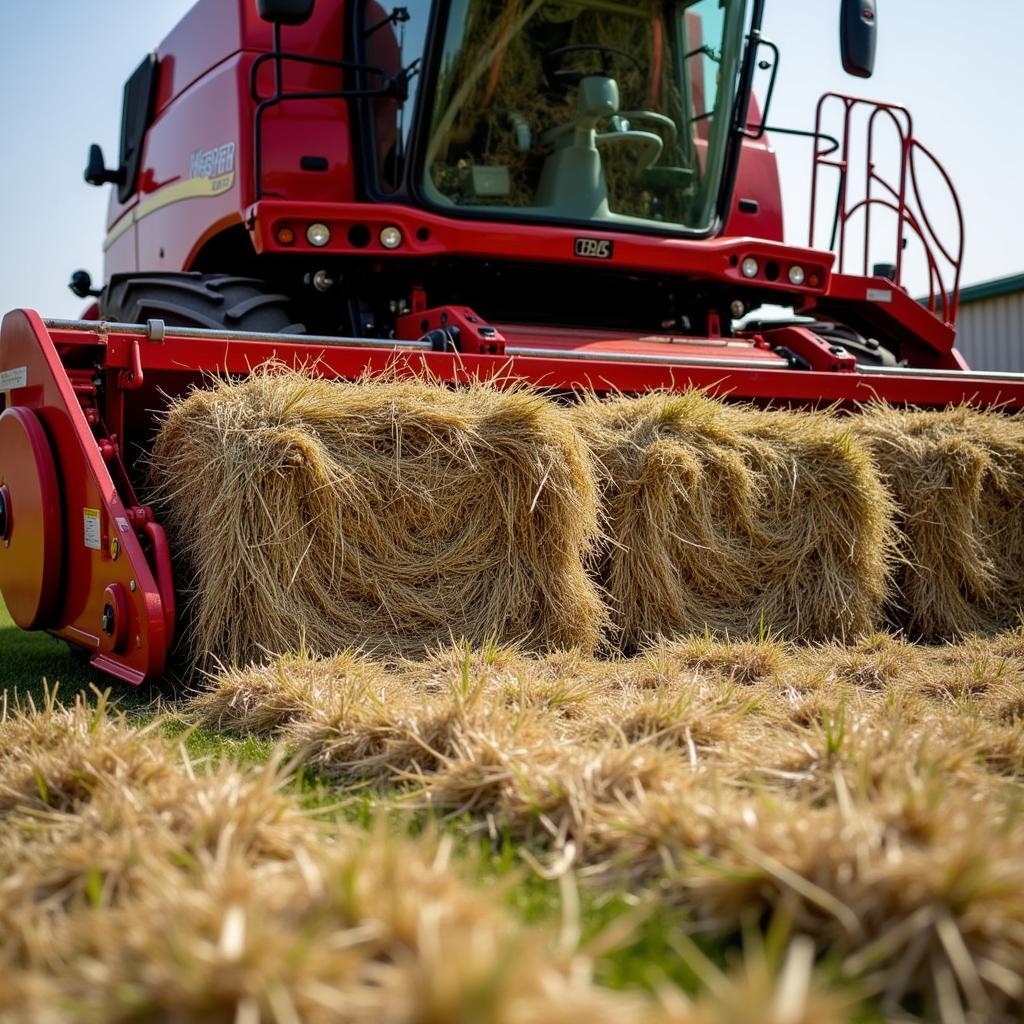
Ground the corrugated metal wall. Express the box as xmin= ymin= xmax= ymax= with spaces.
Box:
xmin=954 ymin=292 xmax=1024 ymax=371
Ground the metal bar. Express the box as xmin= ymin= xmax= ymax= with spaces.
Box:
xmin=42 ymin=318 xmax=433 ymax=351
xmin=504 ymin=345 xmax=785 ymax=370
xmin=855 ymin=363 xmax=1024 ymax=382
xmin=44 ymin=318 xmax=1024 ymax=383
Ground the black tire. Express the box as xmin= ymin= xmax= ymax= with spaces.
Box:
xmin=100 ymin=272 xmax=305 ymax=334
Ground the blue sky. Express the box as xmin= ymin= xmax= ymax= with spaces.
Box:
xmin=0 ymin=0 xmax=1018 ymax=318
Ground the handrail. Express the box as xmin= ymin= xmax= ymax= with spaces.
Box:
xmin=809 ymin=92 xmax=963 ymax=328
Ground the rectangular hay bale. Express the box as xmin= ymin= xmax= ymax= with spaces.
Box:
xmin=571 ymin=391 xmax=895 ymax=648
xmin=149 ymin=369 xmax=606 ymax=669
xmin=851 ymin=405 xmax=1024 ymax=639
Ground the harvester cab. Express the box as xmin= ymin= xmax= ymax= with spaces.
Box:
xmin=2 ymin=0 xmax=1024 ymax=685
xmin=84 ymin=0 xmax=889 ymax=348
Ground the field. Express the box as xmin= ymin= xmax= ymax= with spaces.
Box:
xmin=5 ymin=596 xmax=1024 ymax=1023
xmin=4 ymin=373 xmax=1024 ymax=1022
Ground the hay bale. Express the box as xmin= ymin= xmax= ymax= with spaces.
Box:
xmin=149 ymin=368 xmax=605 ymax=670
xmin=850 ymin=404 xmax=1024 ymax=638
xmin=571 ymin=391 xmax=894 ymax=649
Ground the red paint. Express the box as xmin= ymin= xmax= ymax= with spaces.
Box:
xmin=810 ymin=93 xmax=964 ymax=327
xmin=724 ymin=96 xmax=784 ymax=241
xmin=250 ymin=197 xmax=833 ymax=298
xmin=7 ymin=1 xmax=1007 ymax=685
xmin=757 ymin=325 xmax=857 ymax=372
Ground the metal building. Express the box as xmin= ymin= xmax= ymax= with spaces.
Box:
xmin=953 ymin=272 xmax=1024 ymax=371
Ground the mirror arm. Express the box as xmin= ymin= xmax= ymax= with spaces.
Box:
xmin=738 ymin=39 xmax=780 ymax=140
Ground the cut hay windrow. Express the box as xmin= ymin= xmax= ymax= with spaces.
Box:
xmin=0 ymin=694 xmax=850 ymax=1024
xmin=850 ymin=404 xmax=1024 ymax=639
xmin=149 ymin=368 xmax=607 ymax=670
xmin=0 ymin=688 xmax=175 ymax=816
xmin=191 ymin=632 xmax=1024 ymax=1020
xmin=150 ymin=372 xmax=1024 ymax=664
xmin=571 ymin=392 xmax=895 ymax=648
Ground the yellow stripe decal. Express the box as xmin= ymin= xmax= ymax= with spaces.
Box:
xmin=103 ymin=171 xmax=235 ymax=251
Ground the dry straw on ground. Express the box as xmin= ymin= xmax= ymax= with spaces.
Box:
xmin=149 ymin=368 xmax=606 ymax=670
xmin=193 ymin=630 xmax=1024 ymax=1022
xmin=0 ymin=691 xmax=849 ymax=1024
xmin=571 ymin=392 xmax=895 ymax=648
xmin=851 ymin=403 xmax=1024 ymax=638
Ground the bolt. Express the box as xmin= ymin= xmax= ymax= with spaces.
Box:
xmin=311 ymin=269 xmax=334 ymax=292
xmin=129 ymin=579 xmax=137 ymax=592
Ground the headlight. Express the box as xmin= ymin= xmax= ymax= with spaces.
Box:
xmin=379 ymin=226 xmax=403 ymax=250
xmin=788 ymin=265 xmax=806 ymax=286
xmin=306 ymin=222 xmax=331 ymax=247
xmin=740 ymin=256 xmax=759 ymax=279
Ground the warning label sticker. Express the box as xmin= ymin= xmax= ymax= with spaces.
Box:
xmin=0 ymin=367 xmax=27 ymax=391
xmin=83 ymin=508 xmax=102 ymax=550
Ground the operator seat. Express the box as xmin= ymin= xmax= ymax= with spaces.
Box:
xmin=533 ymin=74 xmax=664 ymax=223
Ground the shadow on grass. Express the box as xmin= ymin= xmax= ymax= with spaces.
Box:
xmin=0 ymin=602 xmax=153 ymax=710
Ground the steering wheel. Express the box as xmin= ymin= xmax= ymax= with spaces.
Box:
xmin=542 ymin=43 xmax=643 ymax=90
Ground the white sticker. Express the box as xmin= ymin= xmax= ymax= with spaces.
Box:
xmin=83 ymin=508 xmax=102 ymax=551
xmin=0 ymin=367 xmax=27 ymax=390
xmin=866 ymin=288 xmax=893 ymax=303
xmin=116 ymin=517 xmax=130 ymax=533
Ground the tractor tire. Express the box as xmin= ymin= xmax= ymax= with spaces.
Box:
xmin=100 ymin=273 xmax=305 ymax=334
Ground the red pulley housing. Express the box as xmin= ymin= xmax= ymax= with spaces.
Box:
xmin=0 ymin=407 xmax=64 ymax=629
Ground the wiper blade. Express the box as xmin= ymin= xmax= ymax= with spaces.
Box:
xmin=391 ymin=58 xmax=421 ymax=103
xmin=365 ymin=6 xmax=410 ymax=38
xmin=685 ymin=44 xmax=721 ymax=63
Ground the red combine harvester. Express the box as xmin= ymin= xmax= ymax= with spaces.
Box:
xmin=1 ymin=0 xmax=1022 ymax=684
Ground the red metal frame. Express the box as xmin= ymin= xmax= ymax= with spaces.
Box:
xmin=0 ymin=311 xmax=170 ymax=684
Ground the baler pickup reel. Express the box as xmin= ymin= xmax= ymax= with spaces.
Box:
xmin=4 ymin=301 xmax=1024 ymax=684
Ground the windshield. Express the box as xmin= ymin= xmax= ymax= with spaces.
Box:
xmin=418 ymin=0 xmax=746 ymax=232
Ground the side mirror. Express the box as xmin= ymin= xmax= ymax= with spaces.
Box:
xmin=69 ymin=270 xmax=101 ymax=299
xmin=83 ymin=144 xmax=125 ymax=187
xmin=256 ymin=0 xmax=315 ymax=26
xmin=840 ymin=0 xmax=877 ymax=78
